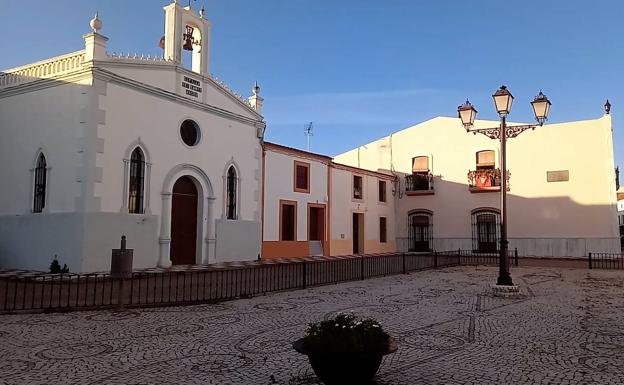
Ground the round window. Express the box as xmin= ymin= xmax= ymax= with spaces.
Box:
xmin=180 ymin=119 xmax=200 ymax=146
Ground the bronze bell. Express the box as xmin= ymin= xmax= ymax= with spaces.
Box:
xmin=183 ymin=26 xmax=194 ymax=51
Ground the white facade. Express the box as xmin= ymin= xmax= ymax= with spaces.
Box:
xmin=334 ymin=115 xmax=620 ymax=257
xmin=0 ymin=4 xmax=264 ymax=272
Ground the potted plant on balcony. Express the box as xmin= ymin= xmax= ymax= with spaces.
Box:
xmin=293 ymin=313 xmax=397 ymax=385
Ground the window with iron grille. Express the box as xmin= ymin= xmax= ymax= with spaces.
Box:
xmin=33 ymin=153 xmax=47 ymax=213
xmin=128 ymin=148 xmax=145 ymax=214
xmin=378 ymin=180 xmax=386 ymax=202
xmin=408 ymin=211 xmax=432 ymax=252
xmin=379 ymin=216 xmax=387 ymax=243
xmin=471 ymin=209 xmax=500 ymax=253
xmin=226 ymin=166 xmax=237 ymax=219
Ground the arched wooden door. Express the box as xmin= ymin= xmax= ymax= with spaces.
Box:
xmin=170 ymin=176 xmax=198 ymax=265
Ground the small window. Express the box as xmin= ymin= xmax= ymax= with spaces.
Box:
xmin=180 ymin=119 xmax=201 ymax=146
xmin=471 ymin=209 xmax=500 ymax=253
xmin=476 ymin=150 xmax=495 ymax=170
xmin=379 ymin=217 xmax=387 ymax=243
xmin=353 ymin=175 xmax=363 ymax=200
xmin=378 ymin=180 xmax=387 ymax=202
xmin=226 ymin=166 xmax=237 ymax=219
xmin=33 ymin=153 xmax=47 ymax=213
xmin=128 ymin=148 xmax=145 ymax=214
xmin=294 ymin=161 xmax=310 ymax=193
xmin=280 ymin=201 xmax=296 ymax=241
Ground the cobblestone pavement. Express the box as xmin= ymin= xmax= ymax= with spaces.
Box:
xmin=1 ymin=266 xmax=624 ymax=385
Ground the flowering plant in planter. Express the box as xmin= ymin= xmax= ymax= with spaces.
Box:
xmin=293 ymin=313 xmax=396 ymax=385
xmin=302 ymin=313 xmax=390 ymax=355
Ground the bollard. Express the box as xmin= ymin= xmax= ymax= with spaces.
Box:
xmin=514 ymin=248 xmax=519 ymax=267
xmin=402 ymin=253 xmax=406 ymax=274
xmin=111 ymin=235 xmax=134 ymax=308
xmin=588 ymin=252 xmax=592 ymax=269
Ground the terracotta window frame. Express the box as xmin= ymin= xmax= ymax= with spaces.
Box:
xmin=378 ymin=179 xmax=387 ymax=203
xmin=293 ymin=160 xmax=311 ymax=193
xmin=279 ymin=199 xmax=297 ymax=241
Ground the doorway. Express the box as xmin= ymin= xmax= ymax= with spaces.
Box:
xmin=170 ymin=176 xmax=198 ymax=265
xmin=308 ymin=204 xmax=326 ymax=255
xmin=352 ymin=213 xmax=364 ymax=254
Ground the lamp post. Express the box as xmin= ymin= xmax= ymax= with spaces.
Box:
xmin=458 ymin=86 xmax=551 ymax=286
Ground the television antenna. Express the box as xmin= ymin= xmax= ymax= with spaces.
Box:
xmin=304 ymin=122 xmax=313 ymax=152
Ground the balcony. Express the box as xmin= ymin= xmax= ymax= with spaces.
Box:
xmin=405 ymin=173 xmax=434 ymax=196
xmin=468 ymin=168 xmax=509 ymax=193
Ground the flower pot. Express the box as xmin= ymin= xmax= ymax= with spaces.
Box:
xmin=293 ymin=338 xmax=397 ymax=385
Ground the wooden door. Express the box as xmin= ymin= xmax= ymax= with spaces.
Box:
xmin=170 ymin=176 xmax=198 ymax=265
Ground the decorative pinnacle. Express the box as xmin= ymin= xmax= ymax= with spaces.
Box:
xmin=252 ymin=81 xmax=260 ymax=96
xmin=200 ymin=6 xmax=206 ymax=18
xmin=90 ymin=11 xmax=102 ymax=33
xmin=605 ymin=99 xmax=611 ymax=115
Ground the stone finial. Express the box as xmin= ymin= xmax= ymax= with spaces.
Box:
xmin=605 ymin=99 xmax=611 ymax=115
xmin=252 ymin=81 xmax=260 ymax=96
xmin=90 ymin=11 xmax=102 ymax=33
xmin=199 ymin=6 xmax=206 ymax=19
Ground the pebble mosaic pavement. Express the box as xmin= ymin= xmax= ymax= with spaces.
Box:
xmin=1 ymin=266 xmax=624 ymax=385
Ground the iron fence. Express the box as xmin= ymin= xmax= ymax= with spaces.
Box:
xmin=588 ymin=253 xmax=624 ymax=270
xmin=0 ymin=250 xmax=516 ymax=313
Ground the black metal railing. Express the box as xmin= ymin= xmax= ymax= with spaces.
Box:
xmin=0 ymin=250 xmax=520 ymax=313
xmin=436 ymin=249 xmax=518 ymax=267
xmin=588 ymin=253 xmax=624 ymax=270
xmin=405 ymin=174 xmax=433 ymax=192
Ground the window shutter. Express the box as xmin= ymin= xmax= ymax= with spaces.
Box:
xmin=477 ymin=151 xmax=495 ymax=166
xmin=412 ymin=156 xmax=429 ymax=173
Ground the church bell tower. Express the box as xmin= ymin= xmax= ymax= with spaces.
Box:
xmin=162 ymin=1 xmax=211 ymax=75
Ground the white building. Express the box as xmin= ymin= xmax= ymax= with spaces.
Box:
xmin=334 ymin=114 xmax=620 ymax=257
xmin=0 ymin=3 xmax=619 ymax=272
xmin=0 ymin=3 xmax=264 ymax=272
xmin=262 ymin=143 xmax=395 ymax=259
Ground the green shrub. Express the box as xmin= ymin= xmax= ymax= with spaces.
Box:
xmin=302 ymin=313 xmax=389 ymax=355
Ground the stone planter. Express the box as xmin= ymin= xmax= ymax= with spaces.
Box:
xmin=293 ymin=338 xmax=397 ymax=385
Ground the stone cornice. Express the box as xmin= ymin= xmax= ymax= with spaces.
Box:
xmin=92 ymin=67 xmax=265 ymax=129
xmin=0 ymin=65 xmax=266 ymax=130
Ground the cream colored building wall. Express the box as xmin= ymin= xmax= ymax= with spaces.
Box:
xmin=329 ymin=166 xmax=396 ymax=255
xmin=262 ymin=150 xmax=329 ymax=243
xmin=334 ymin=115 xmax=619 ymax=256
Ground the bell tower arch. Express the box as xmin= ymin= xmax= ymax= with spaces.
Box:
xmin=162 ymin=1 xmax=211 ymax=75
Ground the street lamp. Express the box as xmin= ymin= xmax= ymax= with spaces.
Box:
xmin=457 ymin=85 xmax=551 ymax=286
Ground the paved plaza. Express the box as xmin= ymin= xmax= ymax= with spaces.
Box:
xmin=1 ymin=266 xmax=623 ymax=384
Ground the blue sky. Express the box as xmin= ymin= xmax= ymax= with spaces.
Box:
xmin=1 ymin=0 xmax=622 ymax=167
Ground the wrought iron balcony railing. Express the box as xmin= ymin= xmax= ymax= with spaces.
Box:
xmin=468 ymin=168 xmax=509 ymax=191
xmin=405 ymin=173 xmax=434 ymax=193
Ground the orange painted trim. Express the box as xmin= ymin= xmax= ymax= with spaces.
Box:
xmin=279 ymin=199 xmax=298 ymax=241
xmin=261 ymin=148 xmax=266 ymax=258
xmin=264 ymin=142 xmax=332 ymax=163
xmin=293 ymin=160 xmax=311 ymax=193
xmin=262 ymin=241 xmax=309 ymax=259
xmin=326 ymin=164 xmax=332 ymax=256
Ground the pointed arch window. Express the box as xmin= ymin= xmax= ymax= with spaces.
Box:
xmin=33 ymin=153 xmax=47 ymax=213
xmin=226 ymin=166 xmax=237 ymax=220
xmin=128 ymin=148 xmax=146 ymax=214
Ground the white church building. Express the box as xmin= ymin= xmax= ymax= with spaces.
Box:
xmin=0 ymin=2 xmax=620 ymax=273
xmin=0 ymin=3 xmax=265 ymax=272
